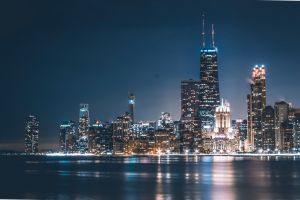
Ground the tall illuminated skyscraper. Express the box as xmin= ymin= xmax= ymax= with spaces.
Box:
xmin=199 ymin=20 xmax=220 ymax=132
xmin=59 ymin=120 xmax=76 ymax=153
xmin=262 ymin=106 xmax=275 ymax=151
xmin=247 ymin=65 xmax=266 ymax=151
xmin=78 ymin=104 xmax=89 ymax=152
xmin=24 ymin=115 xmax=39 ymax=153
xmin=274 ymin=101 xmax=289 ymax=150
xmin=246 ymin=94 xmax=253 ymax=151
xmin=293 ymin=112 xmax=300 ymax=151
xmin=274 ymin=101 xmax=294 ymax=151
xmin=180 ymin=79 xmax=202 ymax=153
xmin=128 ymin=93 xmax=135 ymax=123
xmin=212 ymin=100 xmax=235 ymax=152
xmin=181 ymin=79 xmax=200 ymax=119
xmin=112 ymin=113 xmax=131 ymax=154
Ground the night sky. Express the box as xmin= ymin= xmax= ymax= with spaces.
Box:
xmin=0 ymin=0 xmax=300 ymax=151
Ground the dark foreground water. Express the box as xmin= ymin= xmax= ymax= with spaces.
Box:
xmin=1 ymin=155 xmax=300 ymax=199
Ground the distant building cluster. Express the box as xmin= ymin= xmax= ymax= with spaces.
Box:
xmin=24 ymin=17 xmax=300 ymax=155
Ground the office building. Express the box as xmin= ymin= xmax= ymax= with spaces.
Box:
xmin=262 ymin=106 xmax=275 ymax=151
xmin=78 ymin=104 xmax=90 ymax=152
xmin=199 ymin=20 xmax=220 ymax=133
xmin=24 ymin=115 xmax=39 ymax=153
xmin=247 ymin=65 xmax=266 ymax=151
xmin=59 ymin=120 xmax=76 ymax=153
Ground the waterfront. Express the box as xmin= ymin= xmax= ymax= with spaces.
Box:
xmin=1 ymin=155 xmax=300 ymax=199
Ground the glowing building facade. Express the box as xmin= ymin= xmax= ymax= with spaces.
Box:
xmin=181 ymin=79 xmax=201 ymax=119
xmin=214 ymin=100 xmax=232 ymax=136
xmin=24 ymin=115 xmax=39 ymax=153
xmin=274 ymin=101 xmax=293 ymax=151
xmin=89 ymin=121 xmax=113 ymax=154
xmin=262 ymin=106 xmax=275 ymax=151
xmin=247 ymin=65 xmax=266 ymax=151
xmin=180 ymin=80 xmax=202 ymax=153
xmin=78 ymin=104 xmax=90 ymax=152
xmin=232 ymin=119 xmax=247 ymax=151
xmin=293 ymin=113 xmax=300 ymax=151
xmin=59 ymin=120 xmax=76 ymax=153
xmin=112 ymin=113 xmax=131 ymax=154
xmin=212 ymin=100 xmax=235 ymax=152
xmin=199 ymin=47 xmax=220 ymax=132
xmin=198 ymin=18 xmax=220 ymax=133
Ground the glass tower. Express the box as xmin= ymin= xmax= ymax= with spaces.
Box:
xmin=199 ymin=47 xmax=220 ymax=131
xmin=59 ymin=120 xmax=76 ymax=153
xmin=24 ymin=115 xmax=39 ymax=153
xmin=249 ymin=65 xmax=266 ymax=151
xmin=78 ymin=104 xmax=89 ymax=152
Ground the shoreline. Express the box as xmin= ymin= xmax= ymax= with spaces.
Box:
xmin=1 ymin=152 xmax=300 ymax=157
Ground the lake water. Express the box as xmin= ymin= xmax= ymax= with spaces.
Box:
xmin=1 ymin=155 xmax=300 ymax=199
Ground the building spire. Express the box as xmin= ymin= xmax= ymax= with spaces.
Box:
xmin=212 ymin=24 xmax=215 ymax=48
xmin=202 ymin=14 xmax=205 ymax=48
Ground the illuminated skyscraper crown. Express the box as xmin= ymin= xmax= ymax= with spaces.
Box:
xmin=252 ymin=65 xmax=266 ymax=79
xmin=216 ymin=99 xmax=230 ymax=113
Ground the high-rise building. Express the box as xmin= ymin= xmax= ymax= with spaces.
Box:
xmin=89 ymin=121 xmax=113 ymax=154
xmin=59 ymin=120 xmax=76 ymax=153
xmin=179 ymin=119 xmax=201 ymax=153
xmin=78 ymin=104 xmax=90 ymax=152
xmin=129 ymin=122 xmax=156 ymax=154
xmin=293 ymin=113 xmax=300 ymax=152
xmin=274 ymin=101 xmax=289 ymax=151
xmin=24 ymin=115 xmax=39 ymax=153
xmin=246 ymin=94 xmax=254 ymax=151
xmin=262 ymin=106 xmax=275 ymax=151
xmin=128 ymin=93 xmax=135 ymax=123
xmin=156 ymin=112 xmax=179 ymax=153
xmin=212 ymin=100 xmax=236 ymax=152
xmin=112 ymin=113 xmax=131 ymax=154
xmin=232 ymin=119 xmax=247 ymax=151
xmin=181 ymin=79 xmax=201 ymax=119
xmin=247 ymin=65 xmax=266 ymax=151
xmin=157 ymin=112 xmax=174 ymax=133
xmin=199 ymin=22 xmax=220 ymax=132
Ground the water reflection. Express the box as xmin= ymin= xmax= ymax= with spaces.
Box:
xmin=2 ymin=155 xmax=300 ymax=199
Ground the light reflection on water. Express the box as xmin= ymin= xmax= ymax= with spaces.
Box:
xmin=3 ymin=155 xmax=300 ymax=199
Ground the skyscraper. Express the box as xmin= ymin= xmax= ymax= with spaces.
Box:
xmin=248 ymin=65 xmax=266 ymax=151
xmin=262 ymin=106 xmax=275 ymax=151
xmin=24 ymin=115 xmax=39 ymax=153
xmin=88 ymin=120 xmax=113 ymax=154
xmin=128 ymin=93 xmax=135 ymax=123
xmin=293 ymin=112 xmax=300 ymax=152
xmin=246 ymin=94 xmax=254 ymax=151
xmin=78 ymin=104 xmax=89 ymax=152
xmin=232 ymin=119 xmax=247 ymax=151
xmin=112 ymin=113 xmax=131 ymax=154
xmin=59 ymin=120 xmax=76 ymax=153
xmin=274 ymin=101 xmax=289 ymax=151
xmin=199 ymin=21 xmax=220 ymax=132
xmin=181 ymin=79 xmax=201 ymax=119
xmin=212 ymin=100 xmax=236 ymax=153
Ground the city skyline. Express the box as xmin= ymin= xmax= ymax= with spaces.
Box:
xmin=1 ymin=0 xmax=300 ymax=151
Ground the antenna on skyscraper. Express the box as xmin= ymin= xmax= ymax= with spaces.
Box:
xmin=212 ymin=24 xmax=215 ymax=48
xmin=202 ymin=14 xmax=205 ymax=48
